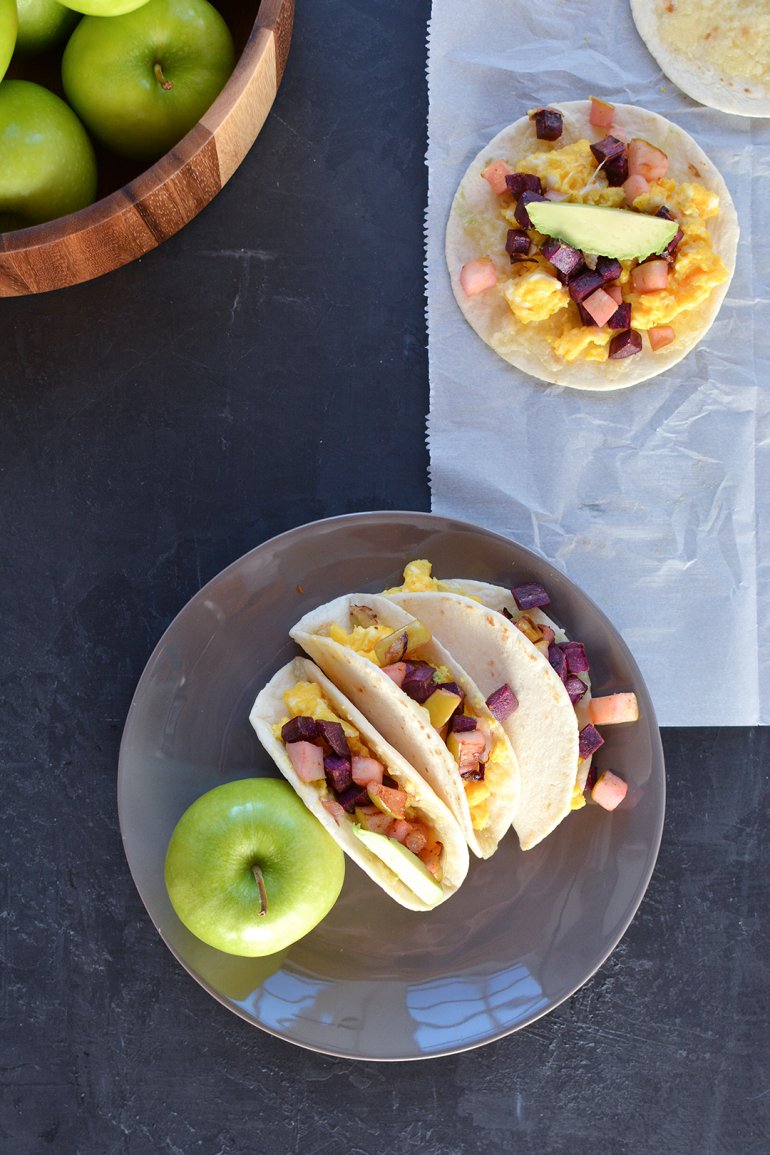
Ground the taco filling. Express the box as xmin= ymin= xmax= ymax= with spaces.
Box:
xmin=321 ymin=611 xmax=513 ymax=833
xmin=274 ymin=679 xmax=446 ymax=885
xmin=386 ymin=561 xmax=599 ymax=815
xmin=462 ymin=108 xmax=728 ymax=363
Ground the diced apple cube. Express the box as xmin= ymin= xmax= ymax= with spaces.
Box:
xmin=588 ymin=692 xmax=639 ymax=725
xmin=582 ymin=287 xmax=619 ymax=327
xmin=286 ymin=740 xmax=325 ymax=782
xmin=648 ymin=325 xmax=675 ymax=351
xmin=460 ymin=257 xmax=497 ymax=297
xmin=481 ymin=160 xmax=513 ymax=195
xmin=351 ymin=756 xmax=385 ymax=787
xmin=591 ymin=770 xmax=628 ymax=811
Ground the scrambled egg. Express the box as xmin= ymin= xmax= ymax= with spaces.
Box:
xmin=326 ymin=621 xmax=391 ymax=663
xmin=275 ymin=681 xmax=369 ymax=756
xmin=502 ymin=270 xmax=569 ymax=325
xmin=384 ymin=559 xmax=444 ymax=593
xmin=495 ymin=138 xmax=728 ymax=362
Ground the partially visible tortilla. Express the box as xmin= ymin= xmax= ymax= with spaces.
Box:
xmin=631 ymin=0 xmax=770 ymax=118
xmin=250 ymin=657 xmax=469 ymax=911
xmin=386 ymin=585 xmax=591 ymax=851
xmin=446 ymin=100 xmax=739 ymax=390
xmin=290 ymin=594 xmax=520 ymax=859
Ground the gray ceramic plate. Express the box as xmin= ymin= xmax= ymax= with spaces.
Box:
xmin=118 ymin=511 xmax=665 ymax=1060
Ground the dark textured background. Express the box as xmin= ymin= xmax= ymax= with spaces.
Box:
xmin=1 ymin=2 xmax=768 ymax=1152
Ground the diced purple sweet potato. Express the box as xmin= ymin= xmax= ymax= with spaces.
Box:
xmin=506 ymin=228 xmax=531 ymax=257
xmin=317 ymin=720 xmax=351 ymax=758
xmin=505 ymin=172 xmax=544 ymax=199
xmin=596 ymin=256 xmax=622 ymax=283
xmin=608 ymin=329 xmax=642 ymax=359
xmin=565 ymin=675 xmax=588 ymax=705
xmin=324 ymin=754 xmax=353 ymax=794
xmin=514 ymin=191 xmax=548 ymax=229
xmin=548 ymin=643 xmax=568 ymax=683
xmin=532 ymin=107 xmax=563 ymax=141
xmin=604 ymin=154 xmax=629 ymax=187
xmin=486 ymin=683 xmax=519 ymax=721
xmin=541 ymin=237 xmax=584 ymax=278
xmin=511 ymin=582 xmax=551 ymax=610
xmin=607 ymin=301 xmax=632 ymax=330
xmin=568 ymin=268 xmax=606 ymax=303
xmin=281 ymin=715 xmax=319 ymax=744
xmin=450 ymin=714 xmax=477 ymax=733
xmin=590 ymin=135 xmax=626 ymax=166
xmin=560 ymin=641 xmax=589 ymax=674
xmin=578 ymin=723 xmax=605 ymax=758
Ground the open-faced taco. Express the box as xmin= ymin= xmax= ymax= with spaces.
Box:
xmin=383 ymin=561 xmax=605 ymax=851
xmin=447 ymin=98 xmax=738 ymax=390
xmin=631 ymin=1 xmax=770 ymax=118
xmin=289 ymin=595 xmax=520 ymax=859
xmin=250 ymin=657 xmax=469 ymax=910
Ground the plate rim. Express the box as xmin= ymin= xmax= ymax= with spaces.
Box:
xmin=118 ymin=509 xmax=666 ymax=1061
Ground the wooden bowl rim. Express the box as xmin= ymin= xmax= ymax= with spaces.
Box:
xmin=0 ymin=0 xmax=293 ymax=256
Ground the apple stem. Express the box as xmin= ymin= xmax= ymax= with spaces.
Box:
xmin=154 ymin=62 xmax=174 ymax=92
xmin=252 ymin=865 xmax=268 ymax=918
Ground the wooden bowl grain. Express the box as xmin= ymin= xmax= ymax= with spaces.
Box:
xmin=0 ymin=0 xmax=294 ymax=297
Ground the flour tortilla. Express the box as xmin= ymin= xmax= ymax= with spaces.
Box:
xmin=631 ymin=0 xmax=770 ymax=118
xmin=290 ymin=594 xmax=520 ymax=859
xmin=446 ymin=100 xmax=739 ymax=390
xmin=386 ymin=582 xmax=592 ymax=851
xmin=250 ymin=657 xmax=469 ymax=911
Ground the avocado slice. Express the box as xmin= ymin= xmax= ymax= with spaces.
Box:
xmin=527 ymin=201 xmax=678 ymax=262
xmin=353 ymin=826 xmax=444 ymax=906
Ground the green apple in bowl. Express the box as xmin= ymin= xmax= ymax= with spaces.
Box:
xmin=164 ymin=779 xmax=346 ymax=957
xmin=61 ymin=0 xmax=235 ymax=162
xmin=0 ymin=80 xmax=97 ymax=231
xmin=0 ymin=0 xmax=17 ymax=82
xmin=15 ymin=0 xmax=79 ymax=57
xmin=57 ymin=0 xmax=152 ymax=14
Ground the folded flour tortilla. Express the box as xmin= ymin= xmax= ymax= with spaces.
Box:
xmin=250 ymin=657 xmax=469 ymax=910
xmin=385 ymin=580 xmax=593 ymax=851
xmin=290 ymin=595 xmax=520 ymax=859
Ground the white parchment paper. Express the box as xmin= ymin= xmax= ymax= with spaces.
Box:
xmin=426 ymin=0 xmax=770 ymax=725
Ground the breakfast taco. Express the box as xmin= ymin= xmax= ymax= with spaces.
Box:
xmin=384 ymin=561 xmax=619 ymax=851
xmin=289 ymin=595 xmax=520 ymax=859
xmin=447 ymin=98 xmax=738 ymax=390
xmin=631 ymin=1 xmax=770 ymax=118
xmin=250 ymin=657 xmax=469 ymax=910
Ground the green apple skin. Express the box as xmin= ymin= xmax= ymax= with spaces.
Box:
xmin=61 ymin=0 xmax=235 ymax=162
xmin=164 ymin=779 xmax=345 ymax=958
xmin=57 ymin=0 xmax=152 ymax=14
xmin=0 ymin=0 xmax=18 ymax=82
xmin=0 ymin=80 xmax=98 ymax=231
xmin=15 ymin=0 xmax=80 ymax=57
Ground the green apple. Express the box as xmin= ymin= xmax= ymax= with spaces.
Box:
xmin=61 ymin=0 xmax=235 ymax=162
xmin=164 ymin=779 xmax=345 ymax=957
xmin=0 ymin=0 xmax=17 ymax=82
xmin=0 ymin=80 xmax=97 ymax=231
xmin=15 ymin=0 xmax=80 ymax=57
xmin=57 ymin=0 xmax=151 ymax=14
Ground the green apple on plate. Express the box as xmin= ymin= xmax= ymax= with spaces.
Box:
xmin=0 ymin=80 xmax=97 ymax=231
xmin=15 ymin=0 xmax=79 ymax=57
xmin=61 ymin=0 xmax=235 ymax=162
xmin=0 ymin=0 xmax=18 ymax=82
xmin=164 ymin=779 xmax=346 ymax=957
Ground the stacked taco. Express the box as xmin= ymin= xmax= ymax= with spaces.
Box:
xmin=250 ymin=562 xmax=636 ymax=908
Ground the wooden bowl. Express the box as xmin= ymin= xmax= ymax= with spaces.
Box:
xmin=0 ymin=0 xmax=294 ymax=297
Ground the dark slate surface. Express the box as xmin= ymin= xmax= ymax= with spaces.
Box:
xmin=1 ymin=2 xmax=768 ymax=1152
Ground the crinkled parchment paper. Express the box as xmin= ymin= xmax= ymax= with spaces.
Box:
xmin=426 ymin=0 xmax=770 ymax=725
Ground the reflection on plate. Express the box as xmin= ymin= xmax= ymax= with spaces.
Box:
xmin=118 ymin=511 xmax=665 ymax=1061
